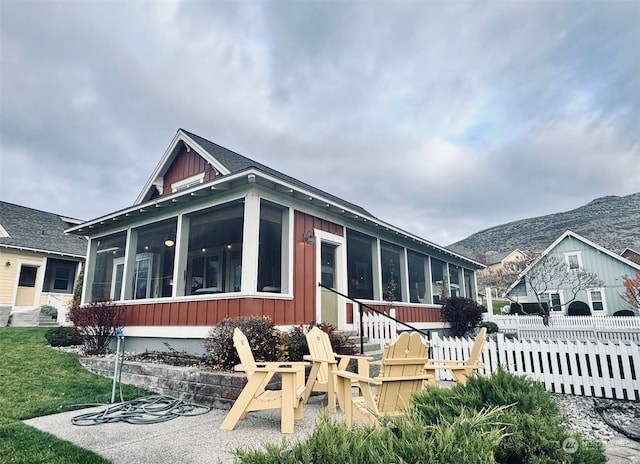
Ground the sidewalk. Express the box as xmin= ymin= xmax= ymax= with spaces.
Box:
xmin=24 ymin=396 xmax=327 ymax=464
xmin=24 ymin=395 xmax=640 ymax=463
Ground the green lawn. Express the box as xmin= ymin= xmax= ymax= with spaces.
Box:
xmin=0 ymin=327 xmax=149 ymax=464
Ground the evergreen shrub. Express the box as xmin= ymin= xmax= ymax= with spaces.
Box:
xmin=44 ymin=326 xmax=78 ymax=347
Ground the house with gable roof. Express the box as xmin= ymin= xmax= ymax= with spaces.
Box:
xmin=0 ymin=201 xmax=86 ymax=325
xmin=505 ymin=230 xmax=640 ymax=316
xmin=621 ymin=248 xmax=640 ymax=266
xmin=66 ymin=129 xmax=484 ymax=352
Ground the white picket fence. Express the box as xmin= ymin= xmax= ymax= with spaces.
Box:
xmin=430 ymin=332 xmax=640 ymax=401
xmin=352 ymin=306 xmax=399 ymax=348
xmin=485 ymin=314 xmax=640 ymax=342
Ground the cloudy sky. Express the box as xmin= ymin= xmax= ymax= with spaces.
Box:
xmin=1 ymin=1 xmax=638 ymax=246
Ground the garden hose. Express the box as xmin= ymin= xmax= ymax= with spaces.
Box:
xmin=71 ymin=395 xmax=210 ymax=426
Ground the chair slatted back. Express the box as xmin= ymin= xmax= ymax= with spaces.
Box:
xmin=377 ymin=332 xmax=429 ymax=413
xmin=233 ymin=328 xmax=258 ymax=378
xmin=305 ymin=327 xmax=335 ymax=384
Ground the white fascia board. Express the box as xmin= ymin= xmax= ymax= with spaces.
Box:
xmin=65 ymin=169 xmax=257 ymax=234
xmin=0 ymin=243 xmax=85 ymax=259
xmin=69 ymin=165 xmax=483 ymax=269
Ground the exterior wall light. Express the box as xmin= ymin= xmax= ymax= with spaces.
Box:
xmin=303 ymin=231 xmax=315 ymax=244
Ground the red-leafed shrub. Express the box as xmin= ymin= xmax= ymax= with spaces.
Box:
xmin=204 ymin=316 xmax=286 ymax=370
xmin=287 ymin=322 xmax=356 ymax=361
xmin=68 ymin=299 xmax=125 ymax=355
xmin=440 ymin=296 xmax=485 ymax=338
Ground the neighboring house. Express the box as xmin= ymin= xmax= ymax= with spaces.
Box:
xmin=66 ymin=128 xmax=484 ymax=352
xmin=0 ymin=202 xmax=86 ymax=325
xmin=483 ymin=249 xmax=528 ymax=274
xmin=505 ymin=230 xmax=640 ymax=316
xmin=621 ymin=248 xmax=640 ymax=266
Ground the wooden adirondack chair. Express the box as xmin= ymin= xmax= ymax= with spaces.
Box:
xmin=424 ymin=327 xmax=487 ymax=386
xmin=302 ymin=326 xmax=372 ymax=413
xmin=334 ymin=332 xmax=432 ymax=426
xmin=219 ymin=328 xmax=308 ymax=434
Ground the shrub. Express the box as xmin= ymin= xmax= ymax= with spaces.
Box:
xmin=40 ymin=305 xmax=58 ymax=319
xmin=233 ymin=367 xmax=605 ymax=464
xmin=509 ymin=302 xmax=548 ymax=315
xmin=204 ymin=316 xmax=286 ymax=370
xmin=412 ymin=367 xmax=606 ymax=464
xmin=68 ymin=299 xmax=125 ymax=355
xmin=286 ymin=322 xmax=356 ymax=361
xmin=440 ymin=296 xmax=485 ymax=337
xmin=235 ymin=407 xmax=507 ymax=464
xmin=287 ymin=325 xmax=309 ymax=361
xmin=44 ymin=326 xmax=79 ymax=347
xmin=568 ymin=301 xmax=591 ymax=316
xmin=479 ymin=321 xmax=499 ymax=334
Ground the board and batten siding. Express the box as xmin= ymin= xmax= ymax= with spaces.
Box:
xmin=550 ymin=236 xmax=639 ymax=314
xmin=161 ymin=146 xmax=217 ymax=196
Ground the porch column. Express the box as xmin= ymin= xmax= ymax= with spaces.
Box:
xmin=83 ymin=238 xmax=98 ymax=304
xmin=242 ymin=193 xmax=260 ymax=293
xmin=172 ymin=214 xmax=190 ymax=297
xmin=122 ymin=229 xmax=138 ymax=300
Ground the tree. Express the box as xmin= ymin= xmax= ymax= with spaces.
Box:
xmin=620 ymin=272 xmax=640 ymax=310
xmin=512 ymin=254 xmax=603 ymax=325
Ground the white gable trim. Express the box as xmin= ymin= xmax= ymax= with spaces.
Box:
xmin=0 ymin=223 xmax=10 ymax=238
xmin=134 ymin=129 xmax=231 ymax=205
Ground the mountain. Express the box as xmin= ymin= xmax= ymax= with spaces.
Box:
xmin=448 ymin=192 xmax=640 ymax=260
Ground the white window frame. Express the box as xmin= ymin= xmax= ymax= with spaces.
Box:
xmin=564 ymin=252 xmax=583 ymax=272
xmin=171 ymin=173 xmax=205 ymax=193
xmin=587 ymin=287 xmax=607 ymax=314
xmin=541 ymin=290 xmax=564 ymax=313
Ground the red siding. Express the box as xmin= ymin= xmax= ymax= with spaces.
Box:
xmin=161 ymin=147 xmax=217 ymax=196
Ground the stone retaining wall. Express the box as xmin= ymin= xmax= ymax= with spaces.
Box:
xmin=80 ymin=358 xmax=251 ymax=409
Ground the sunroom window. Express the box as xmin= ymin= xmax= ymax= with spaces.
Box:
xmin=92 ymin=232 xmax=127 ymax=301
xmin=346 ymin=230 xmax=374 ymax=300
xmin=257 ymin=201 xmax=286 ymax=293
xmin=132 ymin=218 xmax=177 ymax=299
xmin=185 ymin=202 xmax=243 ymax=295
xmin=408 ymin=251 xmax=428 ymax=303
xmin=449 ymin=265 xmax=461 ymax=297
xmin=381 ymin=241 xmax=402 ymax=302
xmin=431 ymin=258 xmax=446 ymax=304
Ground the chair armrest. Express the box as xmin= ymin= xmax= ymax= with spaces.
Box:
xmin=303 ymin=355 xmax=338 ymax=364
xmin=377 ymin=374 xmax=433 ymax=382
xmin=235 ymin=362 xmax=308 ymax=373
xmin=333 ymin=369 xmax=381 ymax=386
xmin=334 ymin=354 xmax=374 ymax=361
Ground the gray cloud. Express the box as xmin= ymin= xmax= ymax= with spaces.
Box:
xmin=1 ymin=0 xmax=638 ymax=247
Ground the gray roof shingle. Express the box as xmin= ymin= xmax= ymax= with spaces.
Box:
xmin=0 ymin=201 xmax=87 ymax=257
xmin=181 ymin=129 xmax=373 ymax=218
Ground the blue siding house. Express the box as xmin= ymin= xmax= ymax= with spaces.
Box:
xmin=506 ymin=230 xmax=640 ymax=316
